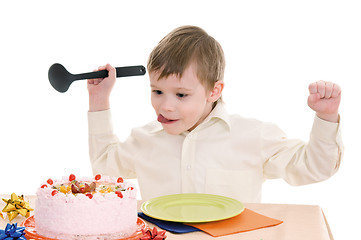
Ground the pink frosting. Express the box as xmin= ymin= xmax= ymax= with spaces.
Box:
xmin=34 ymin=176 xmax=137 ymax=238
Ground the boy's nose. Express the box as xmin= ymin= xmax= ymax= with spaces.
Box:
xmin=160 ymin=98 xmax=176 ymax=112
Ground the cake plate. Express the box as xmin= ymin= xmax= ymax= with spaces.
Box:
xmin=21 ymin=216 xmax=148 ymax=240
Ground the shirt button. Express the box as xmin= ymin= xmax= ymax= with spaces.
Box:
xmin=187 ymin=165 xmax=191 ymax=170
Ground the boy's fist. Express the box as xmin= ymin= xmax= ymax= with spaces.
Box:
xmin=87 ymin=64 xmax=116 ymax=112
xmin=307 ymin=80 xmax=341 ymax=123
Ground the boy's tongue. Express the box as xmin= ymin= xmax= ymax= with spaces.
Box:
xmin=157 ymin=115 xmax=172 ymax=123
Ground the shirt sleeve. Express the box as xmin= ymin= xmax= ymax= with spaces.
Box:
xmin=88 ymin=109 xmax=137 ymax=178
xmin=262 ymin=115 xmax=344 ymax=185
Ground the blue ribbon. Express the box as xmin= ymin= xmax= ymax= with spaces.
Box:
xmin=0 ymin=223 xmax=26 ymax=240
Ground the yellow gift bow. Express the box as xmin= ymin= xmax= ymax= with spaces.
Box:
xmin=2 ymin=193 xmax=33 ymax=221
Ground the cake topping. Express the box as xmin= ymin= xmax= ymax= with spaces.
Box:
xmin=69 ymin=174 xmax=76 ymax=181
xmin=85 ymin=193 xmax=93 ymax=199
xmin=39 ymin=175 xmax=135 ymax=199
xmin=70 ymin=181 xmax=96 ymax=194
xmin=115 ymin=191 xmax=123 ymax=198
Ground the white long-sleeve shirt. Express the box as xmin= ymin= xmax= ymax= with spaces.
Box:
xmin=88 ymin=102 xmax=343 ymax=202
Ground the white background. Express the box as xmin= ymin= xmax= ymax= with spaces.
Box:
xmin=1 ymin=0 xmax=360 ymax=239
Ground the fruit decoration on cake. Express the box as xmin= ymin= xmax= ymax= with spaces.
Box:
xmin=40 ymin=174 xmax=130 ymax=199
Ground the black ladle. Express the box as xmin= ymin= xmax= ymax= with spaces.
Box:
xmin=48 ymin=63 xmax=146 ymax=93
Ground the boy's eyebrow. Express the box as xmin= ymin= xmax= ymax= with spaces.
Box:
xmin=175 ymin=87 xmax=193 ymax=92
xmin=150 ymin=84 xmax=192 ymax=92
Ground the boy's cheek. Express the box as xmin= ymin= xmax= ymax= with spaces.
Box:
xmin=150 ymin=98 xmax=158 ymax=111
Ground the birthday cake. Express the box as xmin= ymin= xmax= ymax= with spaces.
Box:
xmin=34 ymin=174 xmax=137 ymax=239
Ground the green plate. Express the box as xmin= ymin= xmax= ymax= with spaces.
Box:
xmin=141 ymin=193 xmax=244 ymax=223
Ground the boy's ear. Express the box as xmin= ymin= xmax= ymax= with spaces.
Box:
xmin=208 ymin=80 xmax=224 ymax=102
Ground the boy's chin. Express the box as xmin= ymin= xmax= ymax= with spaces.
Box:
xmin=163 ymin=127 xmax=183 ymax=135
xmin=162 ymin=124 xmax=187 ymax=135
xmin=162 ymin=124 xmax=196 ymax=135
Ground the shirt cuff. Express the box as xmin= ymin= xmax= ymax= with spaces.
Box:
xmin=311 ymin=114 xmax=341 ymax=143
xmin=88 ymin=109 xmax=114 ymax=135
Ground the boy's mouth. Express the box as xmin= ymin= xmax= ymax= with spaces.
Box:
xmin=157 ymin=114 xmax=178 ymax=124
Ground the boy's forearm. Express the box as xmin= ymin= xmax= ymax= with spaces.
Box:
xmin=89 ymin=94 xmax=110 ymax=112
xmin=316 ymin=112 xmax=339 ymax=123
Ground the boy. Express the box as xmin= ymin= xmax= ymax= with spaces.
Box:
xmin=87 ymin=26 xmax=343 ymax=202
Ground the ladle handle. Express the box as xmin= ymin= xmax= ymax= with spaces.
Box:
xmin=73 ymin=65 xmax=146 ymax=80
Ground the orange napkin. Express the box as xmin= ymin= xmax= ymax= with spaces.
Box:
xmin=186 ymin=208 xmax=283 ymax=237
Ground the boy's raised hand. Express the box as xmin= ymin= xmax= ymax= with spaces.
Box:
xmin=307 ymin=80 xmax=341 ymax=123
xmin=87 ymin=64 xmax=116 ymax=112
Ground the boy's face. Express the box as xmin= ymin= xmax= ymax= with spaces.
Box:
xmin=150 ymin=64 xmax=215 ymax=135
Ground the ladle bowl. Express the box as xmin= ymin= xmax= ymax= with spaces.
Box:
xmin=48 ymin=63 xmax=146 ymax=92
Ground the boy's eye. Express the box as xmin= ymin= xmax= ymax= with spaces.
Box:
xmin=176 ymin=93 xmax=187 ymax=98
xmin=152 ymin=90 xmax=163 ymax=95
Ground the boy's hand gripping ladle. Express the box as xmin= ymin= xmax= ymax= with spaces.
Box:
xmin=48 ymin=63 xmax=146 ymax=93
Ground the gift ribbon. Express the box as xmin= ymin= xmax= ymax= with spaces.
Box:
xmin=2 ymin=193 xmax=33 ymax=222
xmin=0 ymin=223 xmax=27 ymax=240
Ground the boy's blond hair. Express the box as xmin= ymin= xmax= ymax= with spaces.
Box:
xmin=147 ymin=25 xmax=225 ymax=92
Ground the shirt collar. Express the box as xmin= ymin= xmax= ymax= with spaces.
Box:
xmin=149 ymin=101 xmax=231 ymax=134
xmin=201 ymin=101 xmax=231 ymax=131
xmin=149 ymin=121 xmax=164 ymax=133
